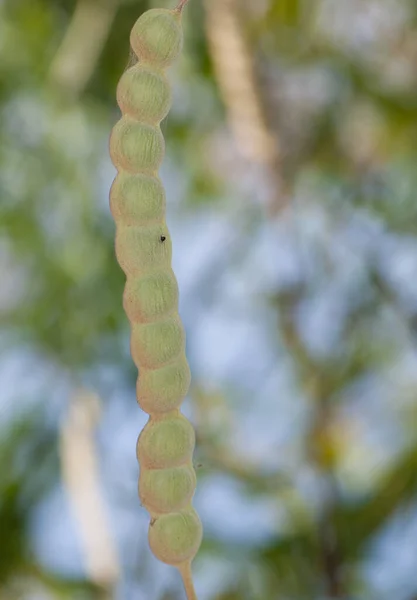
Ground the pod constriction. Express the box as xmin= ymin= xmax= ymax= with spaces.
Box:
xmin=109 ymin=6 xmax=201 ymax=597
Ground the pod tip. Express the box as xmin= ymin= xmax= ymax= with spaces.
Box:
xmin=174 ymin=0 xmax=190 ymax=15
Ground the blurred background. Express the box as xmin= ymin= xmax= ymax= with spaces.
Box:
xmin=1 ymin=0 xmax=417 ymax=598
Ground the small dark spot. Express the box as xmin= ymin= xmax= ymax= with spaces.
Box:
xmin=160 ymin=235 xmax=166 ymax=242
xmin=150 ymin=518 xmax=156 ymax=527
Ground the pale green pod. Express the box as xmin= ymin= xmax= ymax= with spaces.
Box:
xmin=109 ymin=3 xmax=202 ymax=585
xmin=137 ymin=355 xmax=191 ymax=414
xmin=131 ymin=317 xmax=185 ymax=369
xmin=110 ymin=173 xmax=166 ymax=225
xmin=149 ymin=508 xmax=203 ymax=566
xmin=139 ymin=465 xmax=197 ymax=514
xmin=123 ymin=270 xmax=179 ymax=323
xmin=115 ymin=223 xmax=171 ymax=276
xmin=137 ymin=413 xmax=195 ymax=469
xmin=109 ymin=117 xmax=164 ymax=173
xmin=130 ymin=9 xmax=183 ymax=68
xmin=117 ymin=65 xmax=172 ymax=124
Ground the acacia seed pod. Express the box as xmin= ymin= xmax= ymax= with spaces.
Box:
xmin=139 ymin=465 xmax=197 ymax=513
xmin=115 ymin=223 xmax=171 ymax=276
xmin=130 ymin=9 xmax=183 ymax=68
xmin=137 ymin=414 xmax=195 ymax=469
xmin=137 ymin=356 xmax=191 ymax=414
xmin=117 ymin=65 xmax=172 ymax=124
xmin=110 ymin=173 xmax=166 ymax=225
xmin=123 ymin=270 xmax=179 ymax=323
xmin=109 ymin=117 xmax=164 ymax=173
xmin=130 ymin=317 xmax=185 ymax=369
xmin=109 ymin=3 xmax=202 ymax=591
xmin=148 ymin=508 xmax=203 ymax=566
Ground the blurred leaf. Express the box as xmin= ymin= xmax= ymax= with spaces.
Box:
xmin=336 ymin=442 xmax=417 ymax=558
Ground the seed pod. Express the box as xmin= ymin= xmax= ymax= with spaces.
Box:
xmin=117 ymin=65 xmax=172 ymax=124
xmin=139 ymin=465 xmax=197 ymax=513
xmin=110 ymin=173 xmax=166 ymax=225
xmin=130 ymin=9 xmax=183 ymax=68
xmin=148 ymin=508 xmax=203 ymax=566
xmin=137 ymin=356 xmax=191 ymax=414
xmin=130 ymin=317 xmax=185 ymax=369
xmin=137 ymin=414 xmax=196 ymax=469
xmin=109 ymin=4 xmax=201 ymax=597
xmin=115 ymin=223 xmax=172 ymax=276
xmin=123 ymin=269 xmax=178 ymax=323
xmin=109 ymin=117 xmax=165 ymax=173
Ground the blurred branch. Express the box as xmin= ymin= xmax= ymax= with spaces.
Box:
xmin=60 ymin=390 xmax=120 ymax=596
xmin=335 ymin=440 xmax=417 ymax=557
xmin=195 ymin=439 xmax=290 ymax=493
xmin=368 ymin=266 xmax=417 ymax=350
xmin=274 ymin=261 xmax=417 ymax=577
xmin=192 ymin=385 xmax=292 ymax=492
xmin=203 ymin=0 xmax=289 ymax=216
xmin=278 ymin=294 xmax=346 ymax=598
xmin=191 ymin=385 xmax=316 ymax=551
xmin=49 ymin=0 xmax=120 ymax=98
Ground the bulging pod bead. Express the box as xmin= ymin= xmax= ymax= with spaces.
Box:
xmin=137 ymin=413 xmax=195 ymax=469
xmin=109 ymin=117 xmax=164 ymax=173
xmin=149 ymin=508 xmax=202 ymax=566
xmin=130 ymin=317 xmax=185 ymax=369
xmin=117 ymin=65 xmax=171 ymax=124
xmin=123 ymin=270 xmax=179 ymax=323
xmin=139 ymin=465 xmax=197 ymax=513
xmin=130 ymin=9 xmax=183 ymax=68
xmin=137 ymin=354 xmax=191 ymax=414
xmin=115 ymin=223 xmax=171 ymax=276
xmin=110 ymin=173 xmax=166 ymax=225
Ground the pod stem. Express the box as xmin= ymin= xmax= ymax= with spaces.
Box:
xmin=178 ymin=561 xmax=198 ymax=600
xmin=175 ymin=0 xmax=191 ymax=13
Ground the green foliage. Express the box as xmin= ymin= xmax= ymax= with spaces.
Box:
xmin=0 ymin=409 xmax=58 ymax=584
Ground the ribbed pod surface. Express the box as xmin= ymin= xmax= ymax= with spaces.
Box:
xmin=109 ymin=6 xmax=202 ymax=594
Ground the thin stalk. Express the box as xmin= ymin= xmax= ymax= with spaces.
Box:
xmin=175 ymin=0 xmax=191 ymax=13
xmin=178 ymin=562 xmax=198 ymax=600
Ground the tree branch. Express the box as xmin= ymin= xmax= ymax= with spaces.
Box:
xmin=60 ymin=390 xmax=120 ymax=594
xmin=49 ymin=0 xmax=119 ymax=98
xmin=203 ymin=0 xmax=289 ymax=217
xmin=278 ymin=298 xmax=346 ymax=598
